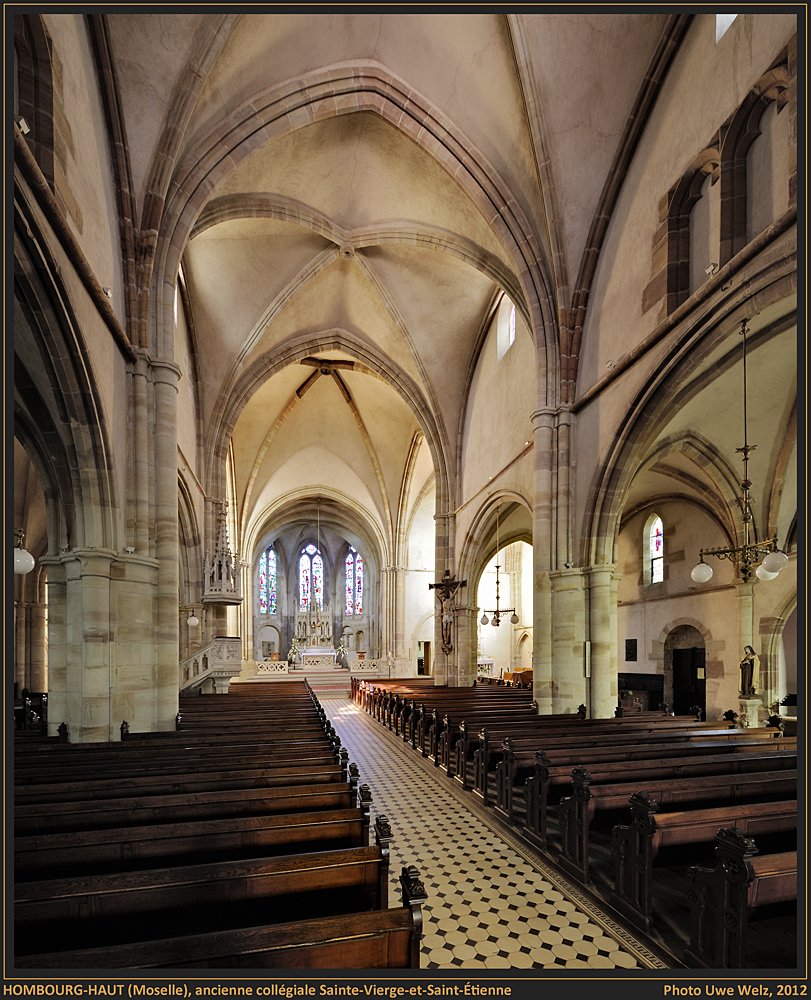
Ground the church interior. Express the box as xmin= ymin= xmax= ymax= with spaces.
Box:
xmin=11 ymin=11 xmax=798 ymax=973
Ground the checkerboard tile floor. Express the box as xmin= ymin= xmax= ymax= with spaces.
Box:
xmin=323 ymin=698 xmax=665 ymax=971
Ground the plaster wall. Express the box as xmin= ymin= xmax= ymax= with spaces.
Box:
xmin=461 ymin=308 xmax=535 ymax=505
xmin=577 ymin=13 xmax=796 ymax=395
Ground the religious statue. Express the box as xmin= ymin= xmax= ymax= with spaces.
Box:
xmin=336 ymin=643 xmax=349 ymax=669
xmin=288 ymin=639 xmax=300 ymax=665
xmin=739 ymin=645 xmax=759 ymax=697
xmin=429 ymin=568 xmax=466 ymax=655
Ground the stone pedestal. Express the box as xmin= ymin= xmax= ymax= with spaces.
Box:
xmin=738 ymin=696 xmax=765 ymax=728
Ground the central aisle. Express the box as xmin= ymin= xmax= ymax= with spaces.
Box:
xmin=324 ymin=698 xmax=669 ymax=971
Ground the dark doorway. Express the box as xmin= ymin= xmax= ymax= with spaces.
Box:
xmin=672 ymin=647 xmax=706 ymax=716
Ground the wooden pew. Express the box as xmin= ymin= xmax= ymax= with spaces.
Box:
xmin=15 ymin=816 xmax=394 ymax=956
xmin=468 ymin=719 xmax=749 ymax=802
xmin=14 ymin=778 xmax=359 ymax=836
xmin=609 ymin=792 xmax=797 ymax=932
xmin=15 ymin=792 xmax=374 ymax=880
xmin=683 ymin=827 xmax=798 ymax=969
xmin=517 ymin=742 xmax=796 ymax=848
xmin=16 ymin=865 xmax=428 ymax=970
xmin=457 ymin=724 xmax=772 ymax=796
xmin=14 ymin=760 xmax=349 ymax=804
xmin=556 ymin=767 xmax=798 ymax=883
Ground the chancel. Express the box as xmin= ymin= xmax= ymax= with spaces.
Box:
xmin=12 ymin=10 xmax=797 ymax=972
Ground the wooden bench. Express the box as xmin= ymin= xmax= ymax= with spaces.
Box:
xmin=15 ymin=793 xmax=374 ymax=879
xmin=683 ymin=827 xmax=797 ymax=969
xmin=469 ymin=719 xmax=746 ymax=802
xmin=458 ymin=723 xmax=768 ymax=797
xmin=557 ymin=767 xmax=798 ymax=883
xmin=16 ymin=865 xmax=428 ymax=970
xmin=15 ymin=816 xmax=394 ymax=956
xmin=14 ymin=778 xmax=359 ymax=836
xmin=14 ymin=760 xmax=349 ymax=804
xmin=609 ymin=793 xmax=797 ymax=932
xmin=518 ymin=742 xmax=796 ymax=849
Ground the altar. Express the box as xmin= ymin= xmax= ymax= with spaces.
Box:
xmin=301 ymin=648 xmax=339 ymax=669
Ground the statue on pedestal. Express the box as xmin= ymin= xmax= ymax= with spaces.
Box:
xmin=739 ymin=645 xmax=759 ymax=697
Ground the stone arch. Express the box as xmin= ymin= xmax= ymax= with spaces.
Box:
xmin=719 ymin=63 xmax=791 ymax=263
xmin=582 ymin=289 xmax=796 ymax=572
xmin=14 ymin=211 xmax=120 ymax=553
xmin=758 ymin=590 xmax=797 ymax=713
xmin=517 ymin=630 xmax=533 ymax=671
xmin=205 ymin=332 xmax=451 ymax=521
xmin=653 ymin=618 xmax=721 ymax=719
xmin=151 ymin=63 xmax=557 ymax=393
xmin=643 ymin=144 xmax=721 ymax=316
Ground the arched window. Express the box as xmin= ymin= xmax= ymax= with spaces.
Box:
xmin=715 ymin=14 xmax=737 ymax=43
xmin=257 ymin=545 xmax=277 ymax=615
xmin=647 ymin=515 xmax=664 ymax=585
xmin=300 ymin=544 xmax=323 ymax=610
xmin=345 ymin=546 xmax=364 ymax=615
xmin=496 ymin=295 xmax=517 ymax=360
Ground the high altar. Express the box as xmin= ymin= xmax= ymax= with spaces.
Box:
xmin=294 ymin=598 xmax=338 ymax=666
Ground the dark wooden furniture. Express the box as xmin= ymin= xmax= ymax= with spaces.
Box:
xmin=684 ymin=828 xmax=797 ymax=969
xmin=609 ymin=793 xmax=797 ymax=932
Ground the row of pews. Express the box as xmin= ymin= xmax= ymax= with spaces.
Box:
xmin=14 ymin=681 xmax=427 ymax=970
xmin=352 ymin=678 xmax=798 ymax=970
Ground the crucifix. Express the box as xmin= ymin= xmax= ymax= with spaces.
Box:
xmin=429 ymin=569 xmax=467 ymax=654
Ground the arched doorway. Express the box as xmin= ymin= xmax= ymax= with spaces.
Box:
xmin=664 ymin=624 xmax=706 ymax=717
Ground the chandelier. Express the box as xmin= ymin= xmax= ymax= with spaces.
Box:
xmin=690 ymin=319 xmax=788 ymax=585
xmin=480 ymin=508 xmax=519 ymax=627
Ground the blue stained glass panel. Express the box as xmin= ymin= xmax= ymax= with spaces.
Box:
xmin=268 ymin=547 xmax=277 ymax=614
xmin=345 ymin=552 xmax=354 ymax=615
xmin=300 ymin=553 xmax=310 ymax=611
xmin=259 ymin=551 xmax=267 ymax=614
xmin=313 ymin=554 xmax=323 ymax=609
xmin=355 ymin=555 xmax=363 ymax=615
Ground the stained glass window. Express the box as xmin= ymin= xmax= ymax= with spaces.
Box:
xmin=344 ymin=546 xmax=363 ymax=615
xmin=345 ymin=552 xmax=354 ymax=615
xmin=650 ymin=516 xmax=664 ymax=584
xmin=268 ymin=547 xmax=277 ymax=614
xmin=299 ymin=552 xmax=311 ymax=610
xmin=299 ymin=545 xmax=323 ymax=610
xmin=313 ymin=553 xmax=323 ymax=609
xmin=259 ymin=550 xmax=267 ymax=614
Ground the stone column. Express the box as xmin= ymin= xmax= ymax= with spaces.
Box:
xmin=531 ymin=408 xmax=555 ymax=714
xmin=61 ymin=549 xmax=116 ymax=741
xmin=15 ymin=601 xmax=27 ymax=692
xmin=131 ymin=352 xmax=151 ymax=554
xmin=550 ymin=569 xmax=587 ymax=713
xmin=455 ymin=603 xmax=479 ymax=686
xmin=433 ymin=509 xmax=454 ymax=686
xmin=393 ymin=565 xmax=408 ymax=676
xmin=28 ymin=601 xmax=48 ymax=692
xmin=40 ymin=557 xmax=66 ymax=736
xmin=586 ymin=565 xmax=616 ymax=719
xmin=152 ymin=360 xmax=182 ymax=727
xmin=556 ymin=408 xmax=573 ymax=570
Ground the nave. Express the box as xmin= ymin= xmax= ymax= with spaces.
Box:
xmin=320 ymin=697 xmax=660 ymax=972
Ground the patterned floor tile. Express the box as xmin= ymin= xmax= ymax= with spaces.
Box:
xmin=321 ymin=697 xmax=664 ymax=970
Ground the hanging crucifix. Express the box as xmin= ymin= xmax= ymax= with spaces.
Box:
xmin=429 ymin=569 xmax=467 ymax=654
